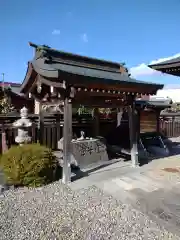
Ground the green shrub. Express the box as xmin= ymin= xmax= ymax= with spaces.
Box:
xmin=0 ymin=143 xmax=58 ymax=187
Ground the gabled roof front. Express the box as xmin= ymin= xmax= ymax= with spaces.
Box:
xmin=20 ymin=42 xmax=164 ymax=95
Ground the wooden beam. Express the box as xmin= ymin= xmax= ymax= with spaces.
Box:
xmin=75 ymin=89 xmax=128 ymax=98
xmin=30 ymin=84 xmax=50 ymax=101
xmin=41 ymin=77 xmax=66 ymax=89
xmin=128 ymin=101 xmax=139 ymax=167
xmin=65 ymin=74 xmax=160 ymax=95
xmin=74 ymin=102 xmax=126 ymax=108
xmin=72 ymin=97 xmax=127 ymax=108
xmin=62 ymin=98 xmax=72 ymax=184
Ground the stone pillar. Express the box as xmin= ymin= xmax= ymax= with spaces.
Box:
xmin=128 ymin=102 xmax=139 ymax=167
xmin=62 ymin=98 xmax=72 ymax=184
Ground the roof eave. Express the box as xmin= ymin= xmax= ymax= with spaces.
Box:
xmin=148 ymin=61 xmax=180 ymax=69
xmin=20 ymin=62 xmax=37 ymax=94
xmin=148 ymin=64 xmax=180 ymax=76
xmin=135 ymin=81 xmax=164 ymax=93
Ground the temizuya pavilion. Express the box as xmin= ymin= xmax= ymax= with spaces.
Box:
xmin=20 ymin=42 xmax=163 ymax=183
xmin=148 ymin=56 xmax=180 ymax=76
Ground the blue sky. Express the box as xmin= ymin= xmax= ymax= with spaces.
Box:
xmin=0 ymin=0 xmax=180 ymax=88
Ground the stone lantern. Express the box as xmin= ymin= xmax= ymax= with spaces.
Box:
xmin=13 ymin=107 xmax=32 ymax=145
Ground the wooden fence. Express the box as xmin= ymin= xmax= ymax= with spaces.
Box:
xmin=0 ymin=113 xmax=116 ymax=153
xmin=0 ymin=112 xmax=180 ymax=154
xmin=160 ymin=113 xmax=180 ymax=138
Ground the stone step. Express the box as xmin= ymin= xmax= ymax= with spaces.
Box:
xmin=96 ymin=179 xmax=138 ymax=204
xmin=111 ymin=177 xmax=134 ymax=191
xmin=129 ymin=174 xmax=165 ymax=192
xmin=113 ymin=175 xmax=159 ymax=193
xmin=96 ymin=175 xmax=162 ymax=205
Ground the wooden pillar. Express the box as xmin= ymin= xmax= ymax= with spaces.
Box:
xmin=62 ymin=98 xmax=72 ymax=184
xmin=128 ymin=100 xmax=139 ymax=167
xmin=93 ymin=108 xmax=100 ymax=137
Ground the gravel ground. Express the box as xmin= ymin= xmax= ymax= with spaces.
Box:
xmin=0 ymin=181 xmax=179 ymax=240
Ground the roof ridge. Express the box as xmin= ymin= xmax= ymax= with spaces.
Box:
xmin=29 ymin=42 xmax=123 ymax=67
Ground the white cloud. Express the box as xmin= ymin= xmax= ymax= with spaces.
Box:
xmin=81 ymin=33 xmax=88 ymax=43
xmin=130 ymin=53 xmax=180 ymax=77
xmin=156 ymin=89 xmax=180 ymax=102
xmin=130 ymin=63 xmax=156 ymax=77
xmin=52 ymin=29 xmax=60 ymax=35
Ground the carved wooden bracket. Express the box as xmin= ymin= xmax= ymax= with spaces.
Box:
xmin=64 ymin=85 xmax=76 ymax=99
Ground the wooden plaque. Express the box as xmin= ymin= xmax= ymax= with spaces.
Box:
xmin=140 ymin=111 xmax=157 ymax=133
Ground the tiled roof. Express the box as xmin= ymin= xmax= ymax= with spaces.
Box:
xmin=30 ymin=43 xmax=163 ymax=89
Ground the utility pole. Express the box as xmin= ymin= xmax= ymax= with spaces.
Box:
xmin=1 ymin=73 xmax=7 ymax=153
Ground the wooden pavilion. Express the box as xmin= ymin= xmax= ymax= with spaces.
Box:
xmin=20 ymin=42 xmax=163 ymax=183
xmin=148 ymin=56 xmax=180 ymax=76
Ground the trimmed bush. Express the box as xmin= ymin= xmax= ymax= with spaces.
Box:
xmin=0 ymin=144 xmax=58 ymax=187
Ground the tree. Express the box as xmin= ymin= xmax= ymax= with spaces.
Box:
xmin=0 ymin=91 xmax=14 ymax=114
